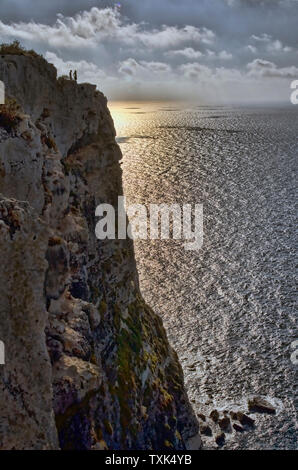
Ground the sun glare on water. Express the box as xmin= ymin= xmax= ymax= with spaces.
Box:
xmin=109 ymin=101 xmax=185 ymax=139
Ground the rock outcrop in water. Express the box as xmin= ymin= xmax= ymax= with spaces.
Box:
xmin=0 ymin=52 xmax=199 ymax=450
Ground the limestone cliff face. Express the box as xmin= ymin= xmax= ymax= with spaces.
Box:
xmin=0 ymin=54 xmax=199 ymax=450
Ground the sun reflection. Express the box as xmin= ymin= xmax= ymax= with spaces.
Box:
xmin=109 ymin=101 xmax=186 ymax=138
xmin=108 ymin=102 xmax=135 ymax=136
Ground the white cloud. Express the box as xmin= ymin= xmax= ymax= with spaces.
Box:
xmin=118 ymin=58 xmax=140 ymax=76
xmin=0 ymin=5 xmax=296 ymax=103
xmin=0 ymin=8 xmax=124 ymax=48
xmin=179 ymin=58 xmax=298 ymax=83
xmin=141 ymin=61 xmax=172 ymax=72
xmin=251 ymin=33 xmax=271 ymax=42
xmin=0 ymin=7 xmax=215 ymax=50
xmin=179 ymin=62 xmax=212 ymax=79
xmin=169 ymin=48 xmax=232 ymax=62
xmin=206 ymin=49 xmax=215 ymax=57
xmin=45 ymin=51 xmax=106 ymax=83
xmin=206 ymin=49 xmax=233 ymax=60
xmin=179 ymin=62 xmax=243 ymax=82
xmin=251 ymin=33 xmax=293 ymax=53
xmin=136 ymin=26 xmax=215 ymax=49
xmin=247 ymin=58 xmax=298 ymax=77
xmin=218 ymin=50 xmax=233 ymax=60
xmin=225 ymin=0 xmax=295 ymax=5
xmin=168 ymin=47 xmax=203 ymax=59
xmin=247 ymin=45 xmax=257 ymax=53
xmin=119 ymin=58 xmax=171 ymax=78
xmin=213 ymin=67 xmax=243 ymax=81
xmin=270 ymin=39 xmax=292 ymax=52
xmin=41 ymin=52 xmax=297 ymax=103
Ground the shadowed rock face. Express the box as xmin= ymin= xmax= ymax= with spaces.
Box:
xmin=0 ymin=54 xmax=200 ymax=450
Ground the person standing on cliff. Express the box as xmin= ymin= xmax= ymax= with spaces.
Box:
xmin=74 ymin=70 xmax=77 ymax=82
xmin=69 ymin=70 xmax=72 ymax=80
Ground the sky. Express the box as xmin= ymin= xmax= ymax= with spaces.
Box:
xmin=0 ymin=0 xmax=297 ymax=103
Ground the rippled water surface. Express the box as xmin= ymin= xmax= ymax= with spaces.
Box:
xmin=110 ymin=102 xmax=297 ymax=449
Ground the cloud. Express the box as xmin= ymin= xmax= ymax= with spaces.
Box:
xmin=119 ymin=58 xmax=171 ymax=77
xmin=45 ymin=51 xmax=106 ymax=82
xmin=42 ymin=51 xmax=296 ymax=103
xmin=269 ymin=40 xmax=292 ymax=52
xmin=136 ymin=26 xmax=215 ymax=48
xmin=141 ymin=61 xmax=172 ymax=72
xmin=168 ymin=47 xmax=232 ymax=61
xmin=179 ymin=58 xmax=298 ymax=83
xmin=0 ymin=8 xmax=122 ymax=48
xmin=247 ymin=58 xmax=298 ymax=77
xmin=251 ymin=33 xmax=292 ymax=52
xmin=247 ymin=45 xmax=257 ymax=53
xmin=0 ymin=3 xmax=297 ymax=103
xmin=251 ymin=33 xmax=271 ymax=42
xmin=168 ymin=47 xmax=203 ymax=59
xmin=0 ymin=7 xmax=215 ymax=50
xmin=206 ymin=49 xmax=233 ymax=60
xmin=118 ymin=58 xmax=140 ymax=76
xmin=218 ymin=50 xmax=233 ymax=60
xmin=179 ymin=62 xmax=243 ymax=82
xmin=225 ymin=0 xmax=296 ymax=5
xmin=179 ymin=63 xmax=212 ymax=79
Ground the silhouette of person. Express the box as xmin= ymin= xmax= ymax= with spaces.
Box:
xmin=74 ymin=70 xmax=77 ymax=82
xmin=69 ymin=70 xmax=72 ymax=80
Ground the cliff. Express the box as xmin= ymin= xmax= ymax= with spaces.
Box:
xmin=0 ymin=52 xmax=200 ymax=450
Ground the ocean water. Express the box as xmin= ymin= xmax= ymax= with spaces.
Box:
xmin=110 ymin=102 xmax=298 ymax=450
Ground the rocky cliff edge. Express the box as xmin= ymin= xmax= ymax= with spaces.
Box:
xmin=0 ymin=52 xmax=200 ymax=450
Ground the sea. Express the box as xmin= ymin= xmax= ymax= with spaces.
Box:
xmin=110 ymin=102 xmax=298 ymax=450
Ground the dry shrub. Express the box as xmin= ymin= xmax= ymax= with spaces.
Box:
xmin=0 ymin=99 xmax=21 ymax=133
xmin=0 ymin=40 xmax=42 ymax=59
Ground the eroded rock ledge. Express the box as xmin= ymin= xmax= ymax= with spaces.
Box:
xmin=0 ymin=53 xmax=199 ymax=450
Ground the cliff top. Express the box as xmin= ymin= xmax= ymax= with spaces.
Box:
xmin=0 ymin=43 xmax=113 ymax=156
